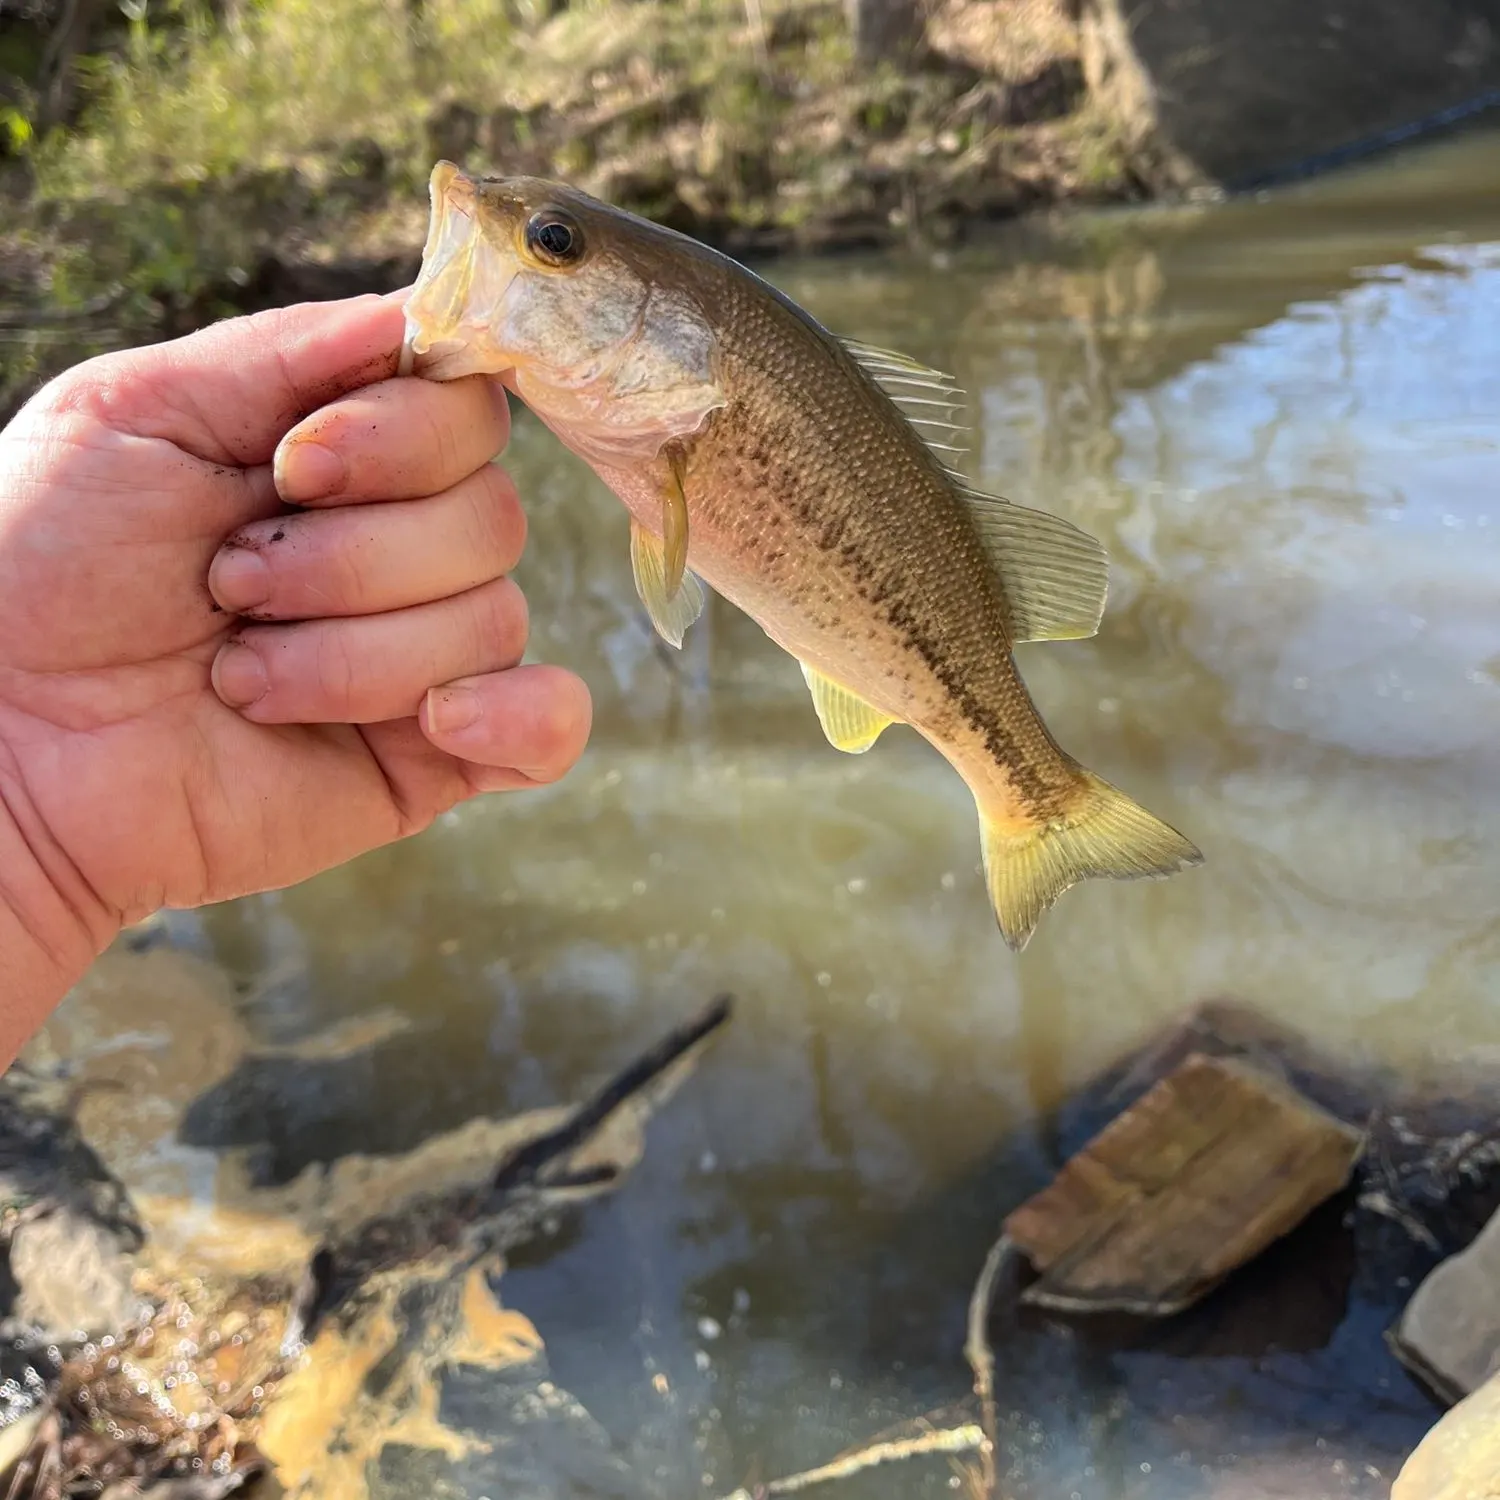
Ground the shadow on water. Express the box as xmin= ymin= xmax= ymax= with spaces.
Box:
xmin=19 ymin=122 xmax=1500 ymax=1497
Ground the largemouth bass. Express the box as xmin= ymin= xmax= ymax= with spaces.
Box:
xmin=399 ymin=162 xmax=1201 ymax=949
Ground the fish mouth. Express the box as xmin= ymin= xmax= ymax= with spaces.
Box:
xmin=399 ymin=161 xmax=518 ymax=381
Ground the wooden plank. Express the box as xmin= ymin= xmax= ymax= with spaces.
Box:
xmin=1003 ymin=1052 xmax=1364 ymax=1316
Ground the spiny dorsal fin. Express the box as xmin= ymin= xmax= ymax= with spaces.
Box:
xmin=839 ymin=337 xmax=971 ymax=464
xmin=958 ymin=483 xmax=1109 ymax=642
xmin=799 ymin=662 xmax=896 ymax=753
xmin=840 ymin=335 xmax=1108 ymax=641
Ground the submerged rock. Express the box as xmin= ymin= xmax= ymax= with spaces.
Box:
xmin=1393 ymin=1368 xmax=1500 ymax=1500
xmin=737 ymin=998 xmax=1500 ymax=1499
xmin=0 ymin=1068 xmax=146 ymax=1344
xmin=1391 ymin=1201 xmax=1500 ymax=1402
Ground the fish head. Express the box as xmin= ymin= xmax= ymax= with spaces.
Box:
xmin=401 ymin=163 xmax=725 ymax=462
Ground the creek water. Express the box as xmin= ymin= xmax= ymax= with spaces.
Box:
xmin=26 ymin=122 xmax=1500 ymax=1496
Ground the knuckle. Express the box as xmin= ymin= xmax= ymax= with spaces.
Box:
xmin=312 ymin=627 xmax=361 ymax=715
xmin=475 ymin=577 xmax=528 ymax=663
xmin=469 ymin=467 xmax=527 ymax=570
xmin=424 ymin=397 xmax=463 ymax=482
xmin=526 ymin=678 xmax=591 ymax=780
xmin=37 ymin=351 xmax=151 ymax=426
xmin=324 ymin=532 xmax=376 ymax=611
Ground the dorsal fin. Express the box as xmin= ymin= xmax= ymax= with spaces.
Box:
xmin=839 ymin=335 xmax=1109 ymax=643
xmin=956 ymin=483 xmax=1109 ymax=641
xmin=839 ymin=337 xmax=971 ymax=466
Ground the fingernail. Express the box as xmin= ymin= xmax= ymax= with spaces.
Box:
xmin=275 ymin=439 xmax=346 ymax=502
xmin=212 ymin=642 xmax=269 ymax=708
xmin=424 ymin=685 xmax=480 ymax=737
xmin=209 ymin=545 xmax=270 ymax=612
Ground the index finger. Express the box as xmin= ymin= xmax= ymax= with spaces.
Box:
xmin=272 ymin=372 xmax=511 ymax=506
xmin=75 ymin=293 xmax=410 ymax=467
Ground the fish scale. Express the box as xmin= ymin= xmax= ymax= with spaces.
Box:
xmin=399 ymin=162 xmax=1202 ymax=949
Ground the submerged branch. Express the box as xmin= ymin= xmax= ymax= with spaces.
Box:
xmin=964 ymin=1233 xmax=1021 ymax=1496
xmin=711 ymin=1228 xmax=1022 ymax=1499
xmin=718 ymin=1424 xmax=985 ymax=1499
xmin=489 ymin=992 xmax=734 ymax=1193
xmin=297 ymin=992 xmax=736 ymax=1330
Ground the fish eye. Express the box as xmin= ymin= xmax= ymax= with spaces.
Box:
xmin=525 ymin=211 xmax=583 ymax=264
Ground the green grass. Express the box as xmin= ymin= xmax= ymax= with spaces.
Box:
xmin=30 ymin=0 xmax=495 ymax=307
xmin=23 ymin=0 xmax=857 ymax=309
xmin=42 ymin=0 xmax=488 ymax=195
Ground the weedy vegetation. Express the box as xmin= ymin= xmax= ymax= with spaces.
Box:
xmin=3 ymin=0 xmax=1119 ymax=325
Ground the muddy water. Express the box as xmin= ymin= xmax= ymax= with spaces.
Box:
xmin=41 ymin=124 xmax=1500 ymax=1496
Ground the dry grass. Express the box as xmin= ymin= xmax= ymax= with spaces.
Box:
xmin=925 ymin=0 xmax=1079 ymax=81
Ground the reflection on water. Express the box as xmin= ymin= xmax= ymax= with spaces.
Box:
xmin=33 ymin=124 xmax=1500 ymax=1495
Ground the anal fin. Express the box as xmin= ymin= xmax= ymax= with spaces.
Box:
xmin=800 ymin=663 xmax=896 ymax=753
xmin=631 ymin=518 xmax=706 ymax=648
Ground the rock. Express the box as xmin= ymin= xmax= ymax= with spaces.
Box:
xmin=25 ymin=945 xmax=253 ymax=1198
xmin=1390 ymin=1202 xmax=1500 ymax=1402
xmin=1004 ymin=1052 xmax=1364 ymax=1316
xmin=1393 ymin=1368 xmax=1500 ymax=1500
xmin=1079 ymin=0 xmax=1500 ymax=191
xmin=0 ymin=1066 xmax=146 ymax=1342
xmin=9 ymin=1209 xmax=143 ymax=1339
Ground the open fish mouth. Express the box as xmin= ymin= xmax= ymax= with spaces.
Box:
xmin=399 ymin=161 xmax=517 ymax=381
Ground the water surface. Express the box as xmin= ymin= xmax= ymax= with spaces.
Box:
xmin=36 ymin=123 xmax=1500 ymax=1496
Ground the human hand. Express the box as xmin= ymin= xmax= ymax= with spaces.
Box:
xmin=0 ymin=294 xmax=591 ymax=1051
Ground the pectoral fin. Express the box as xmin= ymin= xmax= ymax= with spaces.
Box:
xmin=631 ymin=519 xmax=706 ymax=648
xmin=800 ymin=663 xmax=895 ymax=753
xmin=661 ymin=447 xmax=691 ymax=599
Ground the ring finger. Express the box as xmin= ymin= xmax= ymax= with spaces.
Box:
xmin=211 ymin=576 xmax=529 ymax=724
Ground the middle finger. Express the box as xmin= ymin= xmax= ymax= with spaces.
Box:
xmin=208 ymin=463 xmax=526 ymax=620
xmin=211 ymin=576 xmax=529 ymax=724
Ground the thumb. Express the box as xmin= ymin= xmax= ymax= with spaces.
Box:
xmin=113 ymin=292 xmax=413 ymax=468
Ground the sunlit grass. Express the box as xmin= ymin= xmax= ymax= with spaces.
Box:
xmin=34 ymin=0 xmax=848 ymax=204
xmin=25 ymin=0 xmax=856 ymax=307
xmin=14 ymin=0 xmax=1097 ymax=317
xmin=38 ymin=0 xmax=494 ymax=198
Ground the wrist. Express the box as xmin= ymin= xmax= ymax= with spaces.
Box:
xmin=0 ymin=768 xmax=116 ymax=1067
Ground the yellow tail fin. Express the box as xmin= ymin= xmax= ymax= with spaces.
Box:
xmin=979 ymin=770 xmax=1202 ymax=952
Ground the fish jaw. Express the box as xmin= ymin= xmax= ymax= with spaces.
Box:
xmin=400 ymin=161 xmax=521 ymax=382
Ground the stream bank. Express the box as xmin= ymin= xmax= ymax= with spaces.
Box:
xmin=5 ymin=0 xmax=1500 ymax=408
